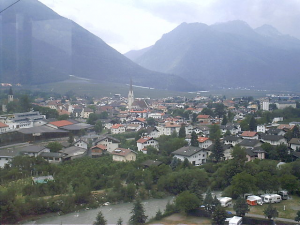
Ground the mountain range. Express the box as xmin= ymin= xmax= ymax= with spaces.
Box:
xmin=125 ymin=20 xmax=300 ymax=91
xmin=0 ymin=0 xmax=194 ymax=91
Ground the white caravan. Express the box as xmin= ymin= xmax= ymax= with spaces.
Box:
xmin=218 ymin=197 xmax=232 ymax=207
xmin=262 ymin=194 xmax=282 ymax=203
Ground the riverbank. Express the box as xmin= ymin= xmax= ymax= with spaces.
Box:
xmin=22 ymin=197 xmax=175 ymax=224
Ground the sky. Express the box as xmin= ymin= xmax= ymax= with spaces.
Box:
xmin=38 ymin=0 xmax=300 ymax=54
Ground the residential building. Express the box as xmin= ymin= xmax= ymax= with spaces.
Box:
xmin=136 ymin=136 xmax=159 ymax=152
xmin=245 ymin=147 xmax=265 ymax=161
xmin=111 ymin=124 xmax=126 ymax=134
xmin=240 ymin=131 xmax=258 ymax=139
xmin=95 ymin=135 xmax=120 ymax=153
xmin=260 ymin=134 xmax=287 ymax=146
xmin=289 ymin=138 xmax=300 ymax=151
xmin=20 ymin=145 xmax=50 ymax=157
xmin=111 ymin=148 xmax=136 ymax=162
xmin=197 ymin=115 xmax=212 ymax=124
xmin=172 ymin=146 xmax=207 ymax=166
xmin=197 ymin=137 xmax=212 ymax=149
xmin=223 ymin=136 xmax=243 ymax=146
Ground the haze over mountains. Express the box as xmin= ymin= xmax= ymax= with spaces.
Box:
xmin=126 ymin=20 xmax=300 ymax=91
xmin=0 ymin=0 xmax=194 ymax=91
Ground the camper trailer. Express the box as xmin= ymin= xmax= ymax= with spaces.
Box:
xmin=278 ymin=190 xmax=288 ymax=200
xmin=227 ymin=216 xmax=243 ymax=225
xmin=246 ymin=195 xmax=263 ymax=206
xmin=218 ymin=197 xmax=232 ymax=207
xmin=262 ymin=194 xmax=282 ymax=203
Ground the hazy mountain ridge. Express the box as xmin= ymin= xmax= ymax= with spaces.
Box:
xmin=128 ymin=20 xmax=300 ymax=90
xmin=0 ymin=0 xmax=195 ymax=91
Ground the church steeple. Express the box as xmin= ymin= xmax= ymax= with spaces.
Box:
xmin=128 ymin=78 xmax=134 ymax=110
xmin=8 ymin=86 xmax=13 ymax=103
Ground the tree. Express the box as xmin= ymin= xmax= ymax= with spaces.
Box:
xmin=129 ymin=198 xmax=147 ymax=225
xmin=57 ymin=114 xmax=69 ymax=120
xmin=264 ymin=204 xmax=278 ymax=220
xmin=249 ymin=116 xmax=257 ymax=131
xmin=231 ymin=145 xmax=247 ymax=168
xmin=233 ymin=197 xmax=249 ymax=216
xmin=276 ymin=143 xmax=289 ymax=162
xmin=209 ymin=124 xmax=221 ymax=141
xmin=94 ymin=121 xmax=103 ymax=133
xmin=19 ymin=94 xmax=32 ymax=112
xmin=221 ymin=114 xmax=228 ymax=125
xmin=93 ymin=211 xmax=107 ymax=225
xmin=190 ymin=131 xmax=198 ymax=147
xmin=175 ymin=191 xmax=200 ymax=213
xmin=211 ymin=205 xmax=227 ymax=225
xmin=203 ymin=188 xmax=213 ymax=212
xmin=214 ymin=103 xmax=226 ymax=118
xmin=231 ymin=172 xmax=257 ymax=196
xmin=146 ymin=117 xmax=156 ymax=126
xmin=280 ymin=174 xmax=300 ymax=193
xmin=155 ymin=209 xmax=163 ymax=220
xmin=295 ymin=211 xmax=300 ymax=222
xmin=210 ymin=138 xmax=224 ymax=163
xmin=117 ymin=217 xmax=123 ymax=225
xmin=178 ymin=124 xmax=186 ymax=138
xmin=68 ymin=133 xmax=74 ymax=145
xmin=46 ymin=142 xmax=63 ymax=153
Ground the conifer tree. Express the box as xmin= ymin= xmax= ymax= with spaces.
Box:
xmin=129 ymin=198 xmax=147 ymax=225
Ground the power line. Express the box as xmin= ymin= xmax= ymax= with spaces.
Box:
xmin=0 ymin=0 xmax=21 ymax=14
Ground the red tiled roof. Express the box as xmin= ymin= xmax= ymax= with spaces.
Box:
xmin=241 ymin=131 xmax=257 ymax=137
xmin=165 ymin=122 xmax=181 ymax=128
xmin=197 ymin=115 xmax=210 ymax=119
xmin=197 ymin=137 xmax=209 ymax=143
xmin=49 ymin=120 xmax=73 ymax=127
xmin=137 ymin=137 xmax=152 ymax=143
xmin=0 ymin=122 xmax=8 ymax=128
xmin=112 ymin=124 xmax=123 ymax=129
xmin=136 ymin=118 xmax=146 ymax=122
xmin=277 ymin=124 xmax=294 ymax=130
xmin=91 ymin=144 xmax=107 ymax=150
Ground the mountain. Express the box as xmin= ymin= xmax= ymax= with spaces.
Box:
xmin=129 ymin=20 xmax=300 ymax=90
xmin=0 ymin=0 xmax=195 ymax=91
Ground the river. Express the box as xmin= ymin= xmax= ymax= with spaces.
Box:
xmin=23 ymin=196 xmax=175 ymax=225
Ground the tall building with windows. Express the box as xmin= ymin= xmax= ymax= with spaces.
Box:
xmin=128 ymin=78 xmax=134 ymax=110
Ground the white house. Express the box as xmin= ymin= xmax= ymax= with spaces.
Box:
xmin=136 ymin=137 xmax=159 ymax=152
xmin=74 ymin=139 xmax=88 ymax=149
xmin=95 ymin=135 xmax=120 ymax=153
xmin=257 ymin=125 xmax=266 ymax=133
xmin=111 ymin=124 xmax=126 ymax=134
xmin=260 ymin=134 xmax=287 ymax=146
xmin=20 ymin=145 xmax=50 ymax=157
xmin=197 ymin=137 xmax=212 ymax=149
xmin=289 ymin=138 xmax=300 ymax=151
xmin=223 ymin=136 xmax=243 ymax=146
xmin=111 ymin=148 xmax=136 ymax=162
xmin=158 ymin=122 xmax=181 ymax=136
xmin=172 ymin=146 xmax=207 ymax=166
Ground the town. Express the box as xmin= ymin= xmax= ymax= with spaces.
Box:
xmin=1 ymin=83 xmax=300 ymax=224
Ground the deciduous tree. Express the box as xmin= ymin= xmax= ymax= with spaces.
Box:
xmin=175 ymin=191 xmax=200 ymax=213
xmin=233 ymin=197 xmax=249 ymax=216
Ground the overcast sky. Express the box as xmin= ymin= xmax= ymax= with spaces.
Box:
xmin=38 ymin=0 xmax=300 ymax=54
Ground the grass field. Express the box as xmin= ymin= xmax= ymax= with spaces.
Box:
xmin=248 ymin=195 xmax=300 ymax=220
xmin=26 ymin=78 xmax=299 ymax=100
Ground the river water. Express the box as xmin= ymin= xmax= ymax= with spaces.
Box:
xmin=23 ymin=196 xmax=175 ymax=225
